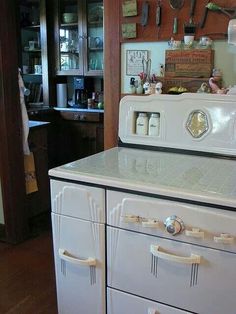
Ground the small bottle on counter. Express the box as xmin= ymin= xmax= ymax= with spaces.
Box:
xmin=148 ymin=113 xmax=160 ymax=136
xmin=87 ymin=98 xmax=94 ymax=109
xmin=136 ymin=112 xmax=148 ymax=135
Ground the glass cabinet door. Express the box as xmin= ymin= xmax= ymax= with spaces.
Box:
xmin=19 ymin=0 xmax=44 ymax=105
xmin=85 ymin=1 xmax=103 ymax=76
xmin=55 ymin=0 xmax=103 ymax=76
xmin=58 ymin=0 xmax=83 ymax=75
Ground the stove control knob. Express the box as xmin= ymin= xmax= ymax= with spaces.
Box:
xmin=164 ymin=215 xmax=184 ymax=236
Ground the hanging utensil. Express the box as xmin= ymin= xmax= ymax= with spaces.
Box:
xmin=140 ymin=1 xmax=149 ymax=27
xmin=142 ymin=58 xmax=152 ymax=82
xmin=206 ymin=2 xmax=236 ymax=19
xmin=185 ymin=0 xmax=195 ymax=33
xmin=200 ymin=0 xmax=210 ymax=28
xmin=184 ymin=0 xmax=196 ymax=34
xmin=169 ymin=0 xmax=184 ymax=34
xmin=156 ymin=0 xmax=162 ymax=39
xmin=189 ymin=0 xmax=196 ymax=19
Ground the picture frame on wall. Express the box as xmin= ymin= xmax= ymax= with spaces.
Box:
xmin=126 ymin=50 xmax=148 ymax=76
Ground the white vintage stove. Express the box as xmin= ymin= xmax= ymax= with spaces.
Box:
xmin=49 ymin=93 xmax=236 ymax=314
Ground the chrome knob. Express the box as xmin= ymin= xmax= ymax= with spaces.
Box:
xmin=164 ymin=215 xmax=184 ymax=236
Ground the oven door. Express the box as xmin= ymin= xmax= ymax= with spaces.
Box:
xmin=52 ymin=213 xmax=105 ymax=314
xmin=107 ymin=226 xmax=236 ymax=314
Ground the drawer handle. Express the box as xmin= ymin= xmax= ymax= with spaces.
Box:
xmin=142 ymin=219 xmax=160 ymax=228
xmin=214 ymin=233 xmax=234 ymax=244
xmin=59 ymin=249 xmax=96 ymax=285
xmin=121 ymin=214 xmax=139 ymax=223
xmin=150 ymin=245 xmax=201 ymax=265
xmin=150 ymin=245 xmax=200 ymax=287
xmin=59 ymin=248 xmax=96 ymax=266
xmin=121 ymin=215 xmax=160 ymax=227
xmin=148 ymin=308 xmax=159 ymax=314
xmin=185 ymin=228 xmax=204 ymax=239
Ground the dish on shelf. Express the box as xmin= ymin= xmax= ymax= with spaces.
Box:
xmin=62 ymin=13 xmax=78 ymax=24
xmin=87 ymin=4 xmax=103 ymax=23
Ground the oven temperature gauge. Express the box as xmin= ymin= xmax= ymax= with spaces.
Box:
xmin=164 ymin=215 xmax=185 ymax=236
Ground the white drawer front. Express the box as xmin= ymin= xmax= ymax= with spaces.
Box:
xmin=107 ymin=288 xmax=188 ymax=314
xmin=107 ymin=190 xmax=236 ymax=253
xmin=52 ymin=213 xmax=106 ymax=314
xmin=50 ymin=180 xmax=105 ymax=222
xmin=107 ymin=226 xmax=236 ymax=314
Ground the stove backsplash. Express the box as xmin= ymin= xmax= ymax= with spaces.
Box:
xmin=119 ymin=93 xmax=236 ymax=156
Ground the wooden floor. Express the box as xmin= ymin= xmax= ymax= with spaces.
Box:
xmin=0 ymin=231 xmax=58 ymax=314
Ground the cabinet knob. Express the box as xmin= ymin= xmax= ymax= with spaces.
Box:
xmin=164 ymin=215 xmax=184 ymax=236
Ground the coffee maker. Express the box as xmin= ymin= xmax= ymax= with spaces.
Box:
xmin=71 ymin=77 xmax=87 ymax=108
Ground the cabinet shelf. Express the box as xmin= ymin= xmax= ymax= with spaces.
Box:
xmin=88 ymin=21 xmax=103 ymax=28
xmin=23 ymin=49 xmax=41 ymax=52
xmin=23 ymin=73 xmax=42 ymax=76
xmin=60 ymin=51 xmax=79 ymax=55
xmin=60 ymin=22 xmax=78 ymax=28
xmin=22 ymin=24 xmax=40 ymax=30
xmin=89 ymin=47 xmax=103 ymax=51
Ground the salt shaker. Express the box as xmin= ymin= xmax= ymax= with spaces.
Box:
xmin=148 ymin=113 xmax=160 ymax=136
xmin=136 ymin=112 xmax=148 ymax=135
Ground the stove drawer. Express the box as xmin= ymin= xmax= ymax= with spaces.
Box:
xmin=107 ymin=226 xmax=236 ymax=314
xmin=50 ymin=180 xmax=105 ymax=222
xmin=107 ymin=190 xmax=236 ymax=253
xmin=107 ymin=288 xmax=189 ymax=314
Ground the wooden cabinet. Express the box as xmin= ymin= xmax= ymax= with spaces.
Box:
xmin=62 ymin=120 xmax=104 ymax=162
xmin=58 ymin=111 xmax=104 ymax=163
xmin=18 ymin=0 xmax=50 ymax=106
xmin=54 ymin=0 xmax=103 ymax=76
xmin=27 ymin=125 xmax=50 ymax=219
xmin=68 ymin=121 xmax=104 ymax=158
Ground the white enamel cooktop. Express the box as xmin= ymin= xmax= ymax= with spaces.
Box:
xmin=49 ymin=147 xmax=236 ymax=208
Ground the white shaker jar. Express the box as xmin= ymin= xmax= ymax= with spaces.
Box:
xmin=148 ymin=113 xmax=160 ymax=136
xmin=136 ymin=112 xmax=148 ymax=135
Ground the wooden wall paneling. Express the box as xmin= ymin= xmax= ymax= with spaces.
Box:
xmin=0 ymin=0 xmax=29 ymax=243
xmin=120 ymin=0 xmax=235 ymax=42
xmin=104 ymin=0 xmax=121 ymax=149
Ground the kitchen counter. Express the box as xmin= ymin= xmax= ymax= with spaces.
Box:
xmin=27 ymin=106 xmax=53 ymax=116
xmin=29 ymin=120 xmax=50 ymax=129
xmin=53 ymin=107 xmax=104 ymax=113
xmin=49 ymin=147 xmax=236 ymax=209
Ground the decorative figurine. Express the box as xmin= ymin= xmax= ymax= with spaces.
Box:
xmin=143 ymin=81 xmax=151 ymax=94
xmin=159 ymin=63 xmax=165 ymax=77
xmin=197 ymin=82 xmax=210 ymax=93
xmin=129 ymin=77 xmax=136 ymax=94
xmin=168 ymin=37 xmax=175 ymax=49
xmin=155 ymin=82 xmax=163 ymax=94
xmin=227 ymin=85 xmax=236 ymax=95
xmin=136 ymin=79 xmax=143 ymax=94
xmin=209 ymin=69 xmax=228 ymax=94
